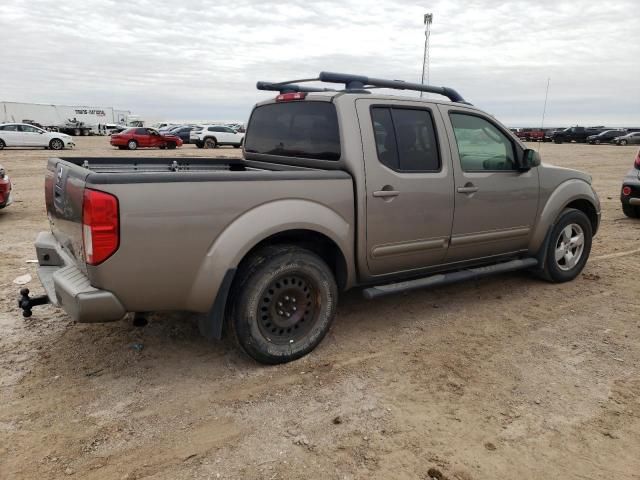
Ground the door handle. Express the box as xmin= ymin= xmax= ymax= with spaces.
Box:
xmin=373 ymin=189 xmax=400 ymax=198
xmin=457 ymin=185 xmax=479 ymax=194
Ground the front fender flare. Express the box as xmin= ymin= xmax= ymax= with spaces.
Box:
xmin=529 ymin=179 xmax=599 ymax=254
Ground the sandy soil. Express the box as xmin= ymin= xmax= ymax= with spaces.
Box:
xmin=1 ymin=138 xmax=639 ymax=480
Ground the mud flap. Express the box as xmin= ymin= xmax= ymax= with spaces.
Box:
xmin=198 ymin=268 xmax=236 ymax=340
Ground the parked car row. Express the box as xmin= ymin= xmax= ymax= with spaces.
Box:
xmin=511 ymin=126 xmax=640 ymax=145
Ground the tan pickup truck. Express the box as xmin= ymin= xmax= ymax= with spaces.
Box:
xmin=21 ymin=72 xmax=600 ymax=364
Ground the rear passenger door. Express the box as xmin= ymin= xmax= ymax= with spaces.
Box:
xmin=356 ymin=99 xmax=455 ymax=276
xmin=439 ymin=106 xmax=539 ymax=262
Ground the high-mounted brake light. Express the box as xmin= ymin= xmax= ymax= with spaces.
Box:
xmin=276 ymin=92 xmax=307 ymax=102
xmin=82 ymin=189 xmax=119 ymax=265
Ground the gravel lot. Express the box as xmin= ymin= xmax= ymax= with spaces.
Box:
xmin=1 ymin=138 xmax=639 ymax=479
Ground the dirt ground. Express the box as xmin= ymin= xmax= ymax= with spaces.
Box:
xmin=1 ymin=138 xmax=639 ymax=480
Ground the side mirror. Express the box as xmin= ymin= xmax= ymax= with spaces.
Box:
xmin=520 ymin=149 xmax=541 ymax=170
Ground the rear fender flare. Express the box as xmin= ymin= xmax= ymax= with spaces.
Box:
xmin=186 ymin=199 xmax=354 ymax=312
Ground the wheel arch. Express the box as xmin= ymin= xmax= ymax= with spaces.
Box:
xmin=186 ymin=199 xmax=355 ymax=314
xmin=529 ymin=179 xmax=600 ymax=254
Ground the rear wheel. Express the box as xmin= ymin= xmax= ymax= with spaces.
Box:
xmin=127 ymin=140 xmax=138 ymax=150
xmin=230 ymin=245 xmax=338 ymax=364
xmin=167 ymin=142 xmax=177 ymax=149
xmin=554 ymin=138 xmax=563 ymax=144
xmin=204 ymin=138 xmax=217 ymax=149
xmin=540 ymin=209 xmax=592 ymax=282
xmin=0 ymin=139 xmax=5 ymax=150
xmin=49 ymin=138 xmax=64 ymax=150
xmin=620 ymin=139 xmax=628 ymax=146
xmin=623 ymin=204 xmax=640 ymax=218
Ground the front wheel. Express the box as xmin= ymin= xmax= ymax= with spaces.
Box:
xmin=540 ymin=209 xmax=592 ymax=282
xmin=0 ymin=139 xmax=5 ymax=150
xmin=49 ymin=138 xmax=64 ymax=150
xmin=620 ymin=140 xmax=628 ymax=146
xmin=229 ymin=245 xmax=338 ymax=364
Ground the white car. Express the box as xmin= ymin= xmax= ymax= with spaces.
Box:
xmin=0 ymin=123 xmax=75 ymax=150
xmin=190 ymin=125 xmax=245 ymax=149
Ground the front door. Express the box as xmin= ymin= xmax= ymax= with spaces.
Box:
xmin=356 ymin=99 xmax=455 ymax=277
xmin=20 ymin=125 xmax=46 ymax=146
xmin=438 ymin=105 xmax=540 ymax=263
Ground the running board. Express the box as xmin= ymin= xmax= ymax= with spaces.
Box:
xmin=362 ymin=258 xmax=538 ymax=300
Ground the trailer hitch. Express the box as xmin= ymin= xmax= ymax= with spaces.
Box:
xmin=17 ymin=288 xmax=50 ymax=318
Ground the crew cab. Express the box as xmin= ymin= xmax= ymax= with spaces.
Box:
xmin=23 ymin=72 xmax=600 ymax=364
xmin=190 ymin=125 xmax=244 ymax=148
xmin=0 ymin=123 xmax=75 ymax=151
xmin=0 ymin=164 xmax=12 ymax=209
xmin=110 ymin=127 xmax=183 ymax=150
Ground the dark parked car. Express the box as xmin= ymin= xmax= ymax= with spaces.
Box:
xmin=169 ymin=126 xmax=195 ymax=144
xmin=587 ymin=129 xmax=627 ymax=144
xmin=620 ymin=149 xmax=640 ymax=218
xmin=552 ymin=126 xmax=605 ymax=144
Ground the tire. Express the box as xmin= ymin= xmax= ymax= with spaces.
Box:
xmin=167 ymin=142 xmax=177 ymax=149
xmin=127 ymin=140 xmax=138 ymax=150
xmin=229 ymin=245 xmax=338 ymax=364
xmin=595 ymin=139 xmax=601 ymax=145
xmin=540 ymin=208 xmax=592 ymax=282
xmin=620 ymin=140 xmax=628 ymax=146
xmin=622 ymin=204 xmax=640 ymax=218
xmin=0 ymin=139 xmax=5 ymax=150
xmin=82 ymin=129 xmax=89 ymax=136
xmin=554 ymin=138 xmax=563 ymax=144
xmin=204 ymin=138 xmax=217 ymax=149
xmin=73 ymin=128 xmax=81 ymax=136
xmin=49 ymin=138 xmax=64 ymax=150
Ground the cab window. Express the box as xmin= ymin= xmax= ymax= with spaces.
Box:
xmin=371 ymin=107 xmax=440 ymax=172
xmin=449 ymin=113 xmax=516 ymax=171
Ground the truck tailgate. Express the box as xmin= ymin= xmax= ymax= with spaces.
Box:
xmin=44 ymin=158 xmax=91 ymax=273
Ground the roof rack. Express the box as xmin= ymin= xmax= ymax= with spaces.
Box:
xmin=256 ymin=71 xmax=469 ymax=104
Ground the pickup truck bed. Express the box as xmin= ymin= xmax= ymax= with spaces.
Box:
xmin=39 ymin=156 xmax=354 ymax=324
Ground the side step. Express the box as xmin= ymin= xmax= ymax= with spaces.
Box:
xmin=362 ymin=258 xmax=538 ymax=300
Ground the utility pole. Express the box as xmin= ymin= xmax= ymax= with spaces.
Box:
xmin=420 ymin=13 xmax=433 ymax=98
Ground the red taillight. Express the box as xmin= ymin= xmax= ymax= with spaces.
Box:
xmin=276 ymin=92 xmax=307 ymax=102
xmin=82 ymin=189 xmax=119 ymax=265
xmin=622 ymin=186 xmax=632 ymax=196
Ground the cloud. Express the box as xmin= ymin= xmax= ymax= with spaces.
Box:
xmin=1 ymin=0 xmax=638 ymax=125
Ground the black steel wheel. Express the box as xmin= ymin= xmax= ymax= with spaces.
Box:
xmin=229 ymin=245 xmax=338 ymax=364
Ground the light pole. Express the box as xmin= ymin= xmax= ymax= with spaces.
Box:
xmin=420 ymin=13 xmax=433 ymax=98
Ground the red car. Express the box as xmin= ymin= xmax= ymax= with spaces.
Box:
xmin=110 ymin=127 xmax=183 ymax=150
xmin=0 ymin=164 xmax=13 ymax=210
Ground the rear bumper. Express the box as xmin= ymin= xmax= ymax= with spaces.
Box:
xmin=35 ymin=231 xmax=126 ymax=322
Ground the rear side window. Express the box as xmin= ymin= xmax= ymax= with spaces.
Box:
xmin=135 ymin=128 xmax=148 ymax=135
xmin=371 ymin=107 xmax=440 ymax=171
xmin=1 ymin=124 xmax=19 ymax=131
xmin=245 ymin=102 xmax=340 ymax=161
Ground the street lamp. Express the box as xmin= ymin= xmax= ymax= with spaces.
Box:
xmin=420 ymin=13 xmax=433 ymax=98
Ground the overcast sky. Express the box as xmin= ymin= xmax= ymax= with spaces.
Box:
xmin=2 ymin=0 xmax=639 ymax=126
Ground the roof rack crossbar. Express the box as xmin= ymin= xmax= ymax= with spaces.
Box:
xmin=256 ymin=72 xmax=468 ymax=103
